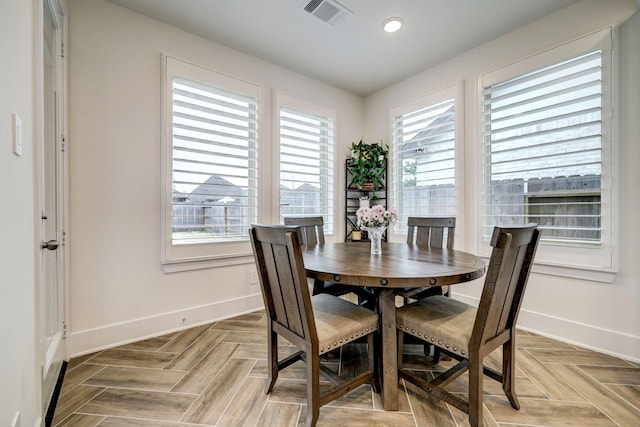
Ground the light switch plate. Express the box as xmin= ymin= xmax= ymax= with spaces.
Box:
xmin=12 ymin=112 xmax=23 ymax=156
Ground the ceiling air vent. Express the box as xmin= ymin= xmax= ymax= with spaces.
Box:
xmin=303 ymin=0 xmax=353 ymax=26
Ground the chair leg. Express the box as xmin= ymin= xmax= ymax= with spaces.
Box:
xmin=468 ymin=355 xmax=484 ymax=427
xmin=397 ymin=330 xmax=404 ymax=369
xmin=432 ymin=346 xmax=441 ymax=363
xmin=265 ymin=330 xmax=278 ymax=394
xmin=312 ymin=279 xmax=325 ymax=295
xmin=502 ymin=338 xmax=520 ymax=409
xmin=368 ymin=334 xmax=380 ymax=393
xmin=306 ymin=353 xmax=320 ymax=427
xmin=435 ymin=286 xmax=452 ymax=363
xmin=356 ymin=287 xmax=377 ymax=310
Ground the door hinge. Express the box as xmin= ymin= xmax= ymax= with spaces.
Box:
xmin=61 ymin=42 xmax=65 ymax=58
xmin=62 ymin=229 xmax=67 ymax=245
xmin=61 ymin=135 xmax=66 ymax=152
xmin=62 ymin=321 xmax=67 ymax=338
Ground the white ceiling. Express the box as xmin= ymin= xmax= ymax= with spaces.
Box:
xmin=107 ymin=0 xmax=579 ymax=96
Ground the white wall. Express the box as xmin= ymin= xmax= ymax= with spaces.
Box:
xmin=365 ymin=0 xmax=639 ymax=361
xmin=0 ymin=1 xmax=40 ymax=426
xmin=66 ymin=0 xmax=364 ymax=355
xmin=66 ymin=0 xmax=639 ymax=361
xmin=4 ymin=0 xmax=634 ymax=423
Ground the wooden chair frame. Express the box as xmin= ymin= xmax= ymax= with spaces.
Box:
xmin=397 ymin=224 xmax=540 ymax=427
xmin=283 ymin=216 xmax=325 ymax=246
xmin=250 ymin=224 xmax=379 ymax=427
xmin=398 ymin=217 xmax=456 ymax=361
xmin=402 ymin=216 xmax=456 ymax=299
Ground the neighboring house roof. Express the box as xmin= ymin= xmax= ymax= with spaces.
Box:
xmin=400 ymin=105 xmax=455 ymax=159
xmin=181 ymin=174 xmax=246 ymax=204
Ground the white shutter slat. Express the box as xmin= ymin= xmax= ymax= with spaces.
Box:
xmin=279 ymin=106 xmax=334 ymax=232
xmin=488 ymin=51 xmax=601 ymax=97
xmin=171 ymin=76 xmax=258 ymax=245
xmin=392 ymin=98 xmax=456 ymax=228
xmin=483 ymin=50 xmax=602 ymax=244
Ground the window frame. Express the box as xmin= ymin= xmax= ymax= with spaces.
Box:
xmin=161 ymin=55 xmax=263 ymax=271
xmin=477 ymin=27 xmax=618 ymax=280
xmin=275 ymin=92 xmax=337 ymax=236
xmin=389 ymin=83 xmax=464 ymax=242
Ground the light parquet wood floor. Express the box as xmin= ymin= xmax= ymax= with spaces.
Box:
xmin=53 ymin=310 xmax=640 ymax=426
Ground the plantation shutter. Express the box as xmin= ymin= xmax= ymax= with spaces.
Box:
xmin=279 ymin=107 xmax=335 ymax=233
xmin=482 ymin=50 xmax=603 ymax=244
xmin=392 ymin=98 xmax=456 ymax=231
xmin=171 ymin=76 xmax=259 ymax=245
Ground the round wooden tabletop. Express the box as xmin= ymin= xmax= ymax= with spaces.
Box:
xmin=302 ymin=242 xmax=486 ymax=288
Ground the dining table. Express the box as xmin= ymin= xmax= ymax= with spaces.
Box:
xmin=302 ymin=241 xmax=486 ymax=410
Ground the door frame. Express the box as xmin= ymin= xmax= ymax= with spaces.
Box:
xmin=34 ymin=0 xmax=69 ymax=417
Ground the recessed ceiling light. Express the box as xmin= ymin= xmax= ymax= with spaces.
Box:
xmin=383 ymin=17 xmax=403 ymax=33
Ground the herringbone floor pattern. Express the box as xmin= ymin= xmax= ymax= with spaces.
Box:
xmin=53 ymin=309 xmax=640 ymax=426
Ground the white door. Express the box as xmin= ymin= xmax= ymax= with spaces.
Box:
xmin=40 ymin=0 xmax=66 ymax=415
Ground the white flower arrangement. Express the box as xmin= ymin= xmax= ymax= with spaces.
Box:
xmin=356 ymin=205 xmax=398 ymax=229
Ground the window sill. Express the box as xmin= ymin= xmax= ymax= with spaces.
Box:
xmin=162 ymin=253 xmax=255 ymax=273
xmin=530 ymin=261 xmax=617 ymax=283
xmin=478 ymin=254 xmax=616 ymax=283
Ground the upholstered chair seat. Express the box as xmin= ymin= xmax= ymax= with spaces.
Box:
xmin=397 ymin=295 xmax=475 ymax=358
xmin=313 ymin=294 xmax=379 ymax=354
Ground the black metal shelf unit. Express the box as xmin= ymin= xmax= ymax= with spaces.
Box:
xmin=345 ymin=158 xmax=388 ymax=242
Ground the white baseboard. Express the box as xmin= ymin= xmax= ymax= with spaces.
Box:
xmin=67 ymin=291 xmax=640 ymax=363
xmin=66 ymin=292 xmax=264 ymax=358
xmin=454 ymin=294 xmax=640 ymax=363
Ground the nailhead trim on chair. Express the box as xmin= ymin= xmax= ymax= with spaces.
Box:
xmin=320 ymin=323 xmax=379 ymax=353
xmin=397 ymin=296 xmax=476 ymax=357
xmin=397 ymin=322 xmax=467 ymax=358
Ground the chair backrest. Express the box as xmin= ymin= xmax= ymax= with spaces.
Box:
xmin=249 ymin=224 xmax=316 ymax=347
xmin=406 ymin=217 xmax=456 ymax=249
xmin=283 ymin=216 xmax=325 ymax=246
xmin=471 ymin=224 xmax=540 ymax=351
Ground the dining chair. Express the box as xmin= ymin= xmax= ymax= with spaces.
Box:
xmin=401 ymin=216 xmax=456 ymax=299
xmin=250 ymin=224 xmax=380 ymax=427
xmin=396 ymin=216 xmax=456 ymax=361
xmin=283 ymin=216 xmax=376 ymax=307
xmin=283 ymin=216 xmax=325 ymax=246
xmin=396 ymin=224 xmax=540 ymax=427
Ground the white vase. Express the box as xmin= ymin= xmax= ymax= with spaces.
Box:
xmin=368 ymin=226 xmax=385 ymax=255
xmin=359 ymin=199 xmax=370 ymax=208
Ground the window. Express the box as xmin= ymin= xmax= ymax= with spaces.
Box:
xmin=480 ymin=28 xmax=615 ymax=273
xmin=391 ymin=85 xmax=461 ymax=234
xmin=277 ymin=94 xmax=335 ymax=234
xmin=162 ymin=56 xmax=261 ymax=266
